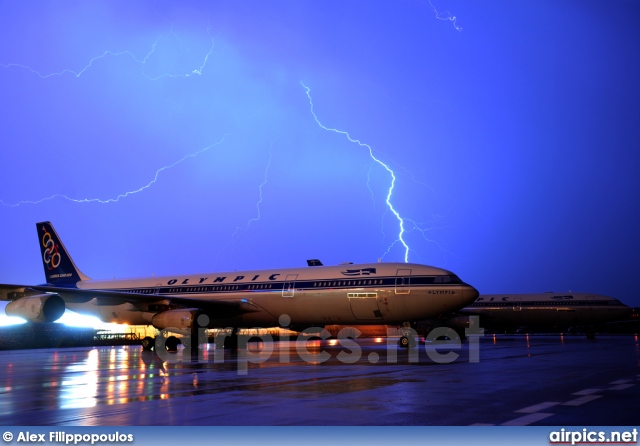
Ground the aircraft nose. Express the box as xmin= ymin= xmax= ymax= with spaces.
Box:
xmin=462 ymin=284 xmax=479 ymax=306
xmin=444 ymin=284 xmax=479 ymax=313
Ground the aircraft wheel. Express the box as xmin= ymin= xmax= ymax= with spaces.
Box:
xmin=398 ymin=336 xmax=415 ymax=348
xmin=141 ymin=336 xmax=155 ymax=351
xmin=165 ymin=336 xmax=180 ymax=352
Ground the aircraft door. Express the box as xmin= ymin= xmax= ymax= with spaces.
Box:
xmin=395 ymin=269 xmax=411 ymax=294
xmin=512 ymin=296 xmax=522 ymax=311
xmin=282 ymin=274 xmax=298 ymax=298
xmin=348 ymin=293 xmax=383 ymax=320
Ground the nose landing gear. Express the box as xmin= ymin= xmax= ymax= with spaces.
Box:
xmin=398 ymin=322 xmax=417 ymax=348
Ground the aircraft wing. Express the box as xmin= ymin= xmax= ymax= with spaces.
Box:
xmin=0 ymin=283 xmax=261 ymax=317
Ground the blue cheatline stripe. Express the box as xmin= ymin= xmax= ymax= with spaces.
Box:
xmin=111 ymin=275 xmax=464 ymax=296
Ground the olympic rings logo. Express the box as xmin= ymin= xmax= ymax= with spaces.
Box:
xmin=42 ymin=229 xmax=61 ymax=270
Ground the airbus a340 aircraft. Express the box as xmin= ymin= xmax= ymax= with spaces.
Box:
xmin=441 ymin=293 xmax=632 ymax=338
xmin=0 ymin=222 xmax=479 ymax=350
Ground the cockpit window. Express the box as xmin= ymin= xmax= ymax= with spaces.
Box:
xmin=434 ymin=275 xmax=463 ymax=284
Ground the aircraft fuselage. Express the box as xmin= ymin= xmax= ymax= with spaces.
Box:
xmin=67 ymin=263 xmax=478 ymax=329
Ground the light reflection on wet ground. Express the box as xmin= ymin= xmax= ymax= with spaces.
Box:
xmin=0 ymin=336 xmax=638 ymax=425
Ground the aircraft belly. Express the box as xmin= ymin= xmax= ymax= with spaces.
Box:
xmin=383 ymin=291 xmax=453 ymax=322
xmin=477 ymin=307 xmax=578 ymax=329
xmin=250 ymin=292 xmax=363 ymax=326
xmin=234 ymin=310 xmax=279 ymax=327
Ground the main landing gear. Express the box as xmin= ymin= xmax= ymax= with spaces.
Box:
xmin=141 ymin=327 xmax=245 ymax=353
xmin=141 ymin=336 xmax=154 ymax=351
xmin=215 ymin=328 xmax=244 ymax=350
xmin=141 ymin=335 xmax=181 ymax=352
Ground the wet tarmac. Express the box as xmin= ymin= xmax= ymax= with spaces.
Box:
xmin=0 ymin=335 xmax=638 ymax=426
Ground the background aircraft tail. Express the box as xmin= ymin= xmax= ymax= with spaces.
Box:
xmin=36 ymin=221 xmax=91 ymax=285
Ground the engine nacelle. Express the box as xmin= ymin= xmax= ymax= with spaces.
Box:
xmin=5 ymin=294 xmax=66 ymax=322
xmin=151 ymin=309 xmax=200 ymax=331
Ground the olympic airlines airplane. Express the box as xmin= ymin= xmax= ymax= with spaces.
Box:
xmin=422 ymin=292 xmax=632 ymax=339
xmin=0 ymin=222 xmax=479 ymax=350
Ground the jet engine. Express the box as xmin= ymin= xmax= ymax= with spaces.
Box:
xmin=5 ymin=294 xmax=66 ymax=322
xmin=151 ymin=309 xmax=201 ymax=331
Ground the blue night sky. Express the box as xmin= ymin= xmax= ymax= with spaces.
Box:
xmin=1 ymin=0 xmax=639 ymax=314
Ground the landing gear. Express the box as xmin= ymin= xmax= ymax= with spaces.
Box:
xmin=140 ymin=334 xmax=181 ymax=353
xmin=165 ymin=336 xmax=180 ymax=352
xmin=398 ymin=322 xmax=417 ymax=348
xmin=183 ymin=321 xmax=203 ymax=353
xmin=214 ymin=328 xmax=244 ymax=350
xmin=398 ymin=335 xmax=416 ymax=348
xmin=142 ymin=336 xmax=155 ymax=351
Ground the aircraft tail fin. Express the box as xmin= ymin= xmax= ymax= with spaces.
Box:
xmin=36 ymin=221 xmax=91 ymax=285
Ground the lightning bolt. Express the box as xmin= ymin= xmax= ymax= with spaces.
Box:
xmin=0 ymin=22 xmax=222 ymax=208
xmin=404 ymin=216 xmax=455 ymax=263
xmin=427 ymin=0 xmax=463 ymax=31
xmin=234 ymin=140 xmax=274 ymax=237
xmin=300 ymin=82 xmax=410 ymax=263
xmin=0 ymin=27 xmax=216 ymax=80
xmin=214 ymin=143 xmax=275 ymax=264
xmin=0 ymin=135 xmax=228 ymax=207
xmin=0 ymin=44 xmax=158 ymax=79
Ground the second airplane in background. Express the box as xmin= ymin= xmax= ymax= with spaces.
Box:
xmin=441 ymin=292 xmax=632 ymax=338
